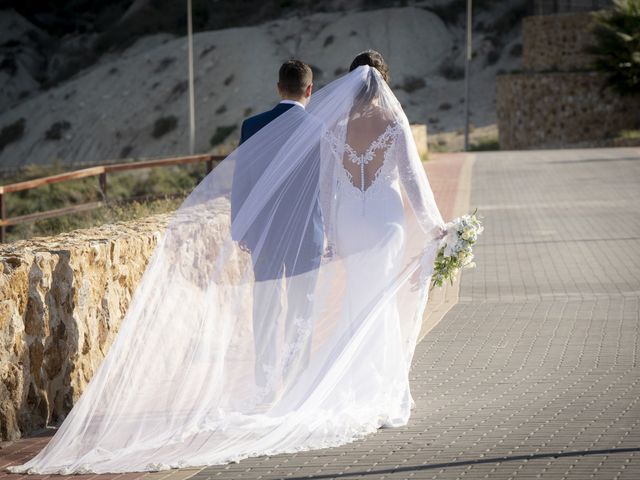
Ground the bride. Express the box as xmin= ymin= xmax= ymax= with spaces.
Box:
xmin=7 ymin=51 xmax=445 ymax=474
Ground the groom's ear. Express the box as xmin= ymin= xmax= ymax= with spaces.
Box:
xmin=305 ymin=83 xmax=313 ymax=98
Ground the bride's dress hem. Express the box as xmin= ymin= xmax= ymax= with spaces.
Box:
xmin=5 ymin=410 xmax=410 ymax=475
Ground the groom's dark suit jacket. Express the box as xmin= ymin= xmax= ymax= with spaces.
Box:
xmin=231 ymin=102 xmax=323 ymax=281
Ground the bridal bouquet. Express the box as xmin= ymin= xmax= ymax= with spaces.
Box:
xmin=431 ymin=210 xmax=484 ymax=288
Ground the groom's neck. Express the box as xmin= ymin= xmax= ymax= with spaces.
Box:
xmin=280 ymin=95 xmax=307 ymax=106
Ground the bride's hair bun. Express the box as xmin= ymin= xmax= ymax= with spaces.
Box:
xmin=349 ymin=50 xmax=390 ymax=83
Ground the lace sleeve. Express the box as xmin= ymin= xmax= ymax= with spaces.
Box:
xmin=395 ymin=126 xmax=445 ymax=239
xmin=320 ymin=128 xmax=339 ymax=254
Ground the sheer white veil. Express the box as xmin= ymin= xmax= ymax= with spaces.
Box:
xmin=7 ymin=65 xmax=444 ymax=474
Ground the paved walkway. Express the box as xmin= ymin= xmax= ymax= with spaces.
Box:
xmin=2 ymin=148 xmax=640 ymax=479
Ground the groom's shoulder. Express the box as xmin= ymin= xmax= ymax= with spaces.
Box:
xmin=242 ymin=109 xmax=275 ymax=130
xmin=240 ymin=109 xmax=272 ymax=144
xmin=240 ymin=105 xmax=321 ymax=143
xmin=240 ymin=106 xmax=283 ymax=139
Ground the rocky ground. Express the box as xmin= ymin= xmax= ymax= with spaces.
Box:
xmin=0 ymin=0 xmax=527 ymax=173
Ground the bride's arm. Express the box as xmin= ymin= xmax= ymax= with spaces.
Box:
xmin=319 ymin=128 xmax=338 ymax=256
xmin=395 ymin=125 xmax=445 ymax=239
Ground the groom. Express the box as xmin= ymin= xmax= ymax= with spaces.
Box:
xmin=231 ymin=60 xmax=324 ymax=390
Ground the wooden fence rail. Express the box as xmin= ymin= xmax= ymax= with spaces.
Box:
xmin=0 ymin=153 xmax=224 ymax=243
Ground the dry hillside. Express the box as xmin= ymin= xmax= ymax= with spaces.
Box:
xmin=0 ymin=0 xmax=527 ymax=173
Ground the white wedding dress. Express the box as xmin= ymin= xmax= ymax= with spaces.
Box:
xmin=319 ymin=105 xmax=441 ymax=427
xmin=330 ymin=119 xmax=413 ymax=425
xmin=7 ymin=66 xmax=444 ymax=474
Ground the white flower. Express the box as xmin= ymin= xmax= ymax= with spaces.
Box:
xmin=459 ymin=251 xmax=473 ymax=264
xmin=461 ymin=225 xmax=477 ymax=241
xmin=432 ymin=211 xmax=483 ymax=289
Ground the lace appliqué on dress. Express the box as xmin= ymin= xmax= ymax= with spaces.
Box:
xmin=323 ymin=122 xmax=401 ymax=215
xmin=342 ymin=121 xmax=402 ymax=195
xmin=234 ymin=314 xmax=313 ymax=412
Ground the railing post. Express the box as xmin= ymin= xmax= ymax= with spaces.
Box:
xmin=99 ymin=172 xmax=107 ymax=201
xmin=0 ymin=192 xmax=6 ymax=243
xmin=206 ymin=158 xmax=214 ymax=174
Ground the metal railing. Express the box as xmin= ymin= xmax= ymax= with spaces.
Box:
xmin=0 ymin=153 xmax=224 ymax=243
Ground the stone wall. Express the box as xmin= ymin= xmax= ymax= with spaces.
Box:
xmin=0 ymin=215 xmax=169 ymax=440
xmin=522 ymin=12 xmax=598 ymax=72
xmin=497 ymin=11 xmax=640 ymax=150
xmin=497 ymin=72 xmax=640 ymax=150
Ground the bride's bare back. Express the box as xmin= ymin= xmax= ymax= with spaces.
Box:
xmin=343 ymin=107 xmax=399 ymax=192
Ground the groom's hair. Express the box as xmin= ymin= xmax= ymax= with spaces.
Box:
xmin=278 ymin=60 xmax=313 ymax=97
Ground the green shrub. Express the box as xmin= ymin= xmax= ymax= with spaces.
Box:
xmin=152 ymin=116 xmax=178 ymax=138
xmin=587 ymin=0 xmax=640 ymax=96
xmin=0 ymin=118 xmax=25 ymax=152
xmin=439 ymin=58 xmax=465 ymax=80
xmin=429 ymin=137 xmax=450 ymax=153
xmin=169 ymin=80 xmax=188 ymax=99
xmin=210 ymin=125 xmax=237 ymax=146
xmin=6 ymin=197 xmax=182 ymax=243
xmin=154 ymin=57 xmax=176 ymax=74
xmin=45 ymin=121 xmax=71 ymax=141
xmin=470 ymin=136 xmax=500 ymax=151
xmin=120 ymin=145 xmax=133 ymax=157
xmin=2 ymin=162 xmax=209 ymax=243
xmin=618 ymin=129 xmax=640 ymax=138
xmin=399 ymin=76 xmax=426 ymax=92
xmin=200 ymin=44 xmax=216 ymax=58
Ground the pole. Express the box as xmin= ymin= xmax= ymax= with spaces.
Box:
xmin=99 ymin=172 xmax=107 ymax=201
xmin=187 ymin=0 xmax=196 ymax=155
xmin=463 ymin=0 xmax=472 ymax=152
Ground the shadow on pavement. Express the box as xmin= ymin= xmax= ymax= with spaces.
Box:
xmin=551 ymin=156 xmax=640 ymax=164
xmin=288 ymin=447 xmax=640 ymax=479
